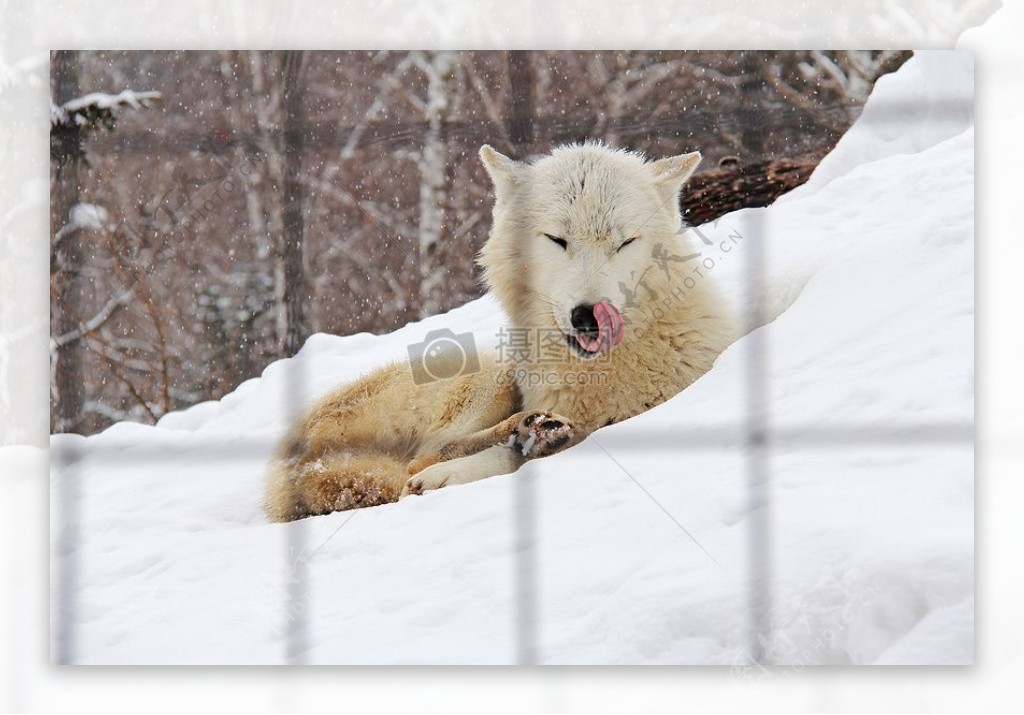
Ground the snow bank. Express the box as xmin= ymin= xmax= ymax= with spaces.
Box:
xmin=50 ymin=51 xmax=974 ymax=665
xmin=782 ymin=50 xmax=973 ymax=203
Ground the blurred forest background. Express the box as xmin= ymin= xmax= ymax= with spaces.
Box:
xmin=50 ymin=50 xmax=911 ymax=435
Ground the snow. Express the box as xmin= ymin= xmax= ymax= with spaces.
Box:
xmin=48 ymin=102 xmax=68 ymax=127
xmin=781 ymin=50 xmax=973 ymax=203
xmin=51 ymin=90 xmax=162 ymax=131
xmin=59 ymin=89 xmax=162 ymax=114
xmin=519 ymin=432 xmax=536 ymax=456
xmin=67 ymin=203 xmax=108 ymax=231
xmin=49 ymin=51 xmax=974 ymax=665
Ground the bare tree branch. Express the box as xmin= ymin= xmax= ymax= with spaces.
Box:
xmin=50 ymin=288 xmax=133 ymax=351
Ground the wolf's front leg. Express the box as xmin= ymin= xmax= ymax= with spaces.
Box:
xmin=402 ymin=410 xmax=578 ymax=496
xmin=407 ymin=410 xmax=577 ymax=475
xmin=402 ymin=445 xmax=517 ymax=496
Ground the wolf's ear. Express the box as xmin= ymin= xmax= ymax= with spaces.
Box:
xmin=479 ymin=145 xmax=522 ymax=193
xmin=650 ymin=151 xmax=702 ymax=192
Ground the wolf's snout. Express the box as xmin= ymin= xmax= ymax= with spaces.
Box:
xmin=568 ymin=301 xmax=625 ymax=355
xmin=570 ymin=304 xmax=599 ymax=334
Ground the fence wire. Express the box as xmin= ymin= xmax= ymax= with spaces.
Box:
xmin=50 ymin=93 xmax=974 ymax=667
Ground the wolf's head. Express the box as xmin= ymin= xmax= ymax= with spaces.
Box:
xmin=478 ymin=142 xmax=701 ymax=360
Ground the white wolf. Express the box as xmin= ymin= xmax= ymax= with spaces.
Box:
xmin=265 ymin=142 xmax=737 ymax=521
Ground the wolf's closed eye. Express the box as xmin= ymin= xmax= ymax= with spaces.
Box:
xmin=544 ymin=234 xmax=568 ymax=250
xmin=617 ymin=236 xmax=639 ymax=252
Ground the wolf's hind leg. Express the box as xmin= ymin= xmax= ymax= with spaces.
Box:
xmin=265 ymin=453 xmax=408 ymax=522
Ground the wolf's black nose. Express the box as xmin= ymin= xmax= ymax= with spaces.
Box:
xmin=570 ymin=304 xmax=598 ymax=334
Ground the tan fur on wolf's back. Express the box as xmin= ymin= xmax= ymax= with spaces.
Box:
xmin=265 ymin=142 xmax=737 ymax=521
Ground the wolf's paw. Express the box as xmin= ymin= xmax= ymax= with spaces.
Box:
xmin=401 ymin=462 xmax=453 ymax=498
xmin=511 ymin=411 xmax=575 ymax=457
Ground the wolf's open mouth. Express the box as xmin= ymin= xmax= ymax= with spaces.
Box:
xmin=566 ymin=301 xmax=624 ymax=357
xmin=566 ymin=332 xmax=599 ymax=358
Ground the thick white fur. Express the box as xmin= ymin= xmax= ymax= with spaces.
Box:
xmin=264 ymin=143 xmax=737 ymax=521
xmin=478 ymin=142 xmax=736 ymax=427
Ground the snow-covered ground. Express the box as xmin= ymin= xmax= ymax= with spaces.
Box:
xmin=49 ymin=50 xmax=974 ymax=665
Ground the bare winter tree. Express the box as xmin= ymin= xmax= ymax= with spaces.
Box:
xmin=506 ymin=51 xmax=535 ymax=152
xmin=50 ymin=51 xmax=162 ymax=432
xmin=51 ymin=50 xmax=84 ymax=433
xmin=242 ymin=51 xmax=308 ymax=357
xmin=53 ymin=50 xmax=911 ymax=435
xmin=279 ymin=51 xmax=310 ymax=356
xmin=413 ymin=51 xmax=458 ymax=318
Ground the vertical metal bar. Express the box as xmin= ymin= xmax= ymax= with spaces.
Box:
xmin=285 ymin=517 xmax=308 ymax=664
xmin=54 ymin=440 xmax=81 ymax=664
xmin=515 ymin=459 xmax=538 ymax=664
xmin=276 ymin=47 xmax=311 ymax=666
xmin=52 ymin=51 xmax=84 ymax=665
xmin=513 ymin=22 xmax=541 ymax=667
xmin=283 ymin=346 xmax=309 ymax=665
xmin=744 ymin=208 xmax=772 ymax=663
xmin=282 ymin=338 xmax=309 ymax=667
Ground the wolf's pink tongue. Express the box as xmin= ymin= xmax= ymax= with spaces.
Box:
xmin=577 ymin=301 xmax=624 ymax=353
xmin=594 ymin=301 xmax=624 ymax=350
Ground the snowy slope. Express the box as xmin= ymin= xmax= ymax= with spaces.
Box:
xmin=50 ymin=51 xmax=974 ymax=665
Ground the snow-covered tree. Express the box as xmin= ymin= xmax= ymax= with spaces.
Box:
xmin=49 ymin=51 xmax=161 ymax=432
